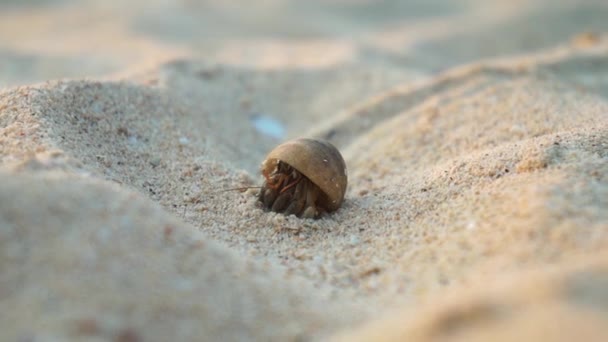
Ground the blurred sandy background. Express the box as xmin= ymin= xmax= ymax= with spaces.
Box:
xmin=1 ymin=0 xmax=608 ymax=341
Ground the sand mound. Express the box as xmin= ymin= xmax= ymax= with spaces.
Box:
xmin=0 ymin=169 xmax=360 ymax=341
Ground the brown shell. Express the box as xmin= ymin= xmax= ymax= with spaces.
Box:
xmin=263 ymin=138 xmax=347 ymax=212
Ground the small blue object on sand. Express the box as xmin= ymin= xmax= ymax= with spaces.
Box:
xmin=250 ymin=114 xmax=285 ymax=140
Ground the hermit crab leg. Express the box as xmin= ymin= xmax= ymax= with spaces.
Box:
xmin=301 ymin=181 xmax=320 ymax=219
xmin=271 ymin=183 xmax=295 ymax=212
xmin=260 ymin=187 xmax=278 ymax=208
xmin=279 ymin=174 xmax=301 ymax=194
xmin=283 ymin=179 xmax=307 ymax=216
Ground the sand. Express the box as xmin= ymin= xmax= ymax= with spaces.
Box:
xmin=1 ymin=0 xmax=608 ymax=341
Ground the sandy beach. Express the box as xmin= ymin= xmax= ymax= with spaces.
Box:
xmin=1 ymin=0 xmax=608 ymax=341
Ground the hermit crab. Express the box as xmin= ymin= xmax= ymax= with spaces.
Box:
xmin=258 ymin=138 xmax=347 ymax=219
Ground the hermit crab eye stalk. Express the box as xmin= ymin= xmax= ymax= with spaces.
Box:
xmin=258 ymin=138 xmax=347 ymax=219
